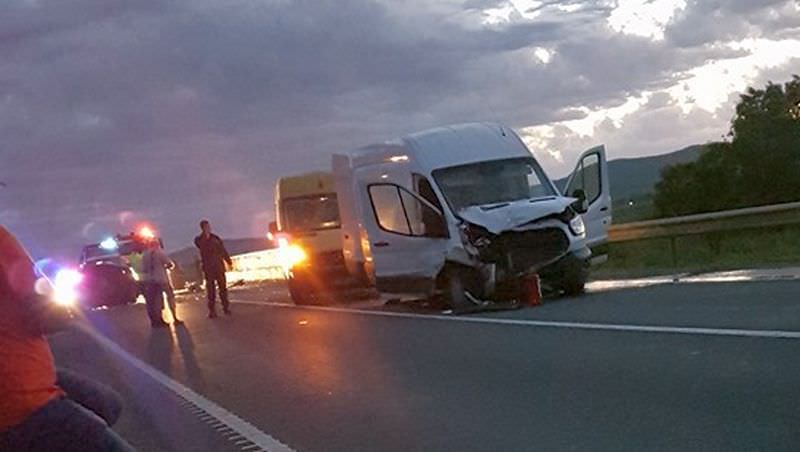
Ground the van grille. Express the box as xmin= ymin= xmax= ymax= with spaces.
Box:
xmin=484 ymin=228 xmax=569 ymax=274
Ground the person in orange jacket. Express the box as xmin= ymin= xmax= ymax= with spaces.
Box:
xmin=0 ymin=225 xmax=135 ymax=451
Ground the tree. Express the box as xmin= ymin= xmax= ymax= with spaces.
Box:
xmin=654 ymin=75 xmax=800 ymax=217
xmin=730 ymin=75 xmax=800 ymax=206
xmin=653 ymin=142 xmax=737 ymax=216
xmin=653 ymin=161 xmax=702 ymax=217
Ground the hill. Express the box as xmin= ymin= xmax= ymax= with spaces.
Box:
xmin=555 ymin=144 xmax=703 ymax=222
xmin=607 ymin=145 xmax=703 ymax=201
xmin=557 ymin=145 xmax=702 ymax=199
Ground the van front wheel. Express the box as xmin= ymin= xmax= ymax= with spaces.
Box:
xmin=439 ymin=266 xmax=482 ymax=311
xmin=559 ymin=267 xmax=588 ymax=296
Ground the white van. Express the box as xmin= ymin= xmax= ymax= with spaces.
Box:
xmin=332 ymin=122 xmax=611 ymax=308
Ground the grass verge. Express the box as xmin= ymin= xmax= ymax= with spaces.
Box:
xmin=593 ymin=224 xmax=800 ymax=279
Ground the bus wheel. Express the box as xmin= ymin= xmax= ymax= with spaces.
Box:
xmin=288 ymin=277 xmax=316 ymax=305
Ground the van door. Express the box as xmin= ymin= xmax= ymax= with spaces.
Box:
xmin=563 ymin=145 xmax=612 ymax=248
xmin=359 ymin=178 xmax=449 ymax=295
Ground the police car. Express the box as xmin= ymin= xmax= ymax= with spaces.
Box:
xmin=77 ymin=227 xmax=162 ymax=308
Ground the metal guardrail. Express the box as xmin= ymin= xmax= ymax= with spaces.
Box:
xmin=607 ymin=201 xmax=800 ymax=268
xmin=227 ymin=248 xmax=287 ymax=282
xmin=176 ymin=202 xmax=800 ymax=285
xmin=609 ymin=201 xmax=800 ymax=243
xmin=170 ymin=248 xmax=287 ymax=288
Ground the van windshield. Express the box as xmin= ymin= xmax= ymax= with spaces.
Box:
xmin=282 ymin=194 xmax=341 ymax=232
xmin=432 ymin=157 xmax=555 ymax=212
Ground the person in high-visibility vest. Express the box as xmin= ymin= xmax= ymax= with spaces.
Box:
xmin=141 ymin=238 xmax=182 ymax=327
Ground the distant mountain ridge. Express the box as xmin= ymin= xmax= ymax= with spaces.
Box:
xmin=607 ymin=145 xmax=703 ymax=201
xmin=556 ymin=145 xmax=703 ymax=201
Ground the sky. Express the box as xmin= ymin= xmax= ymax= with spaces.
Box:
xmin=1 ymin=0 xmax=799 ymax=259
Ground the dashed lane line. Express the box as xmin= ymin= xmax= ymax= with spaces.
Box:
xmin=80 ymin=324 xmax=296 ymax=452
xmin=232 ymin=299 xmax=800 ymax=340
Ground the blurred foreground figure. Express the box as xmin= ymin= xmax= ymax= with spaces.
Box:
xmin=0 ymin=226 xmax=135 ymax=452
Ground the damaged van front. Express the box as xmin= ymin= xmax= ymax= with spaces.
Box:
xmin=333 ymin=122 xmax=611 ymax=309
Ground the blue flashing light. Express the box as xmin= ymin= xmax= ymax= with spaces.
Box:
xmin=100 ymin=237 xmax=118 ymax=251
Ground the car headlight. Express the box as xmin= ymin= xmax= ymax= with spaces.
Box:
xmin=569 ymin=215 xmax=586 ymax=238
xmin=53 ymin=269 xmax=83 ymax=306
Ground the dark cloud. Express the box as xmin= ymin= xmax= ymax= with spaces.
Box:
xmin=1 ymin=0 xmax=798 ymax=258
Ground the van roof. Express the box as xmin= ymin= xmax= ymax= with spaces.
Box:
xmin=276 ymin=171 xmax=335 ymax=198
xmin=339 ymin=122 xmax=532 ymax=171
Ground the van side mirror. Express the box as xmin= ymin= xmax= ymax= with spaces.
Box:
xmin=571 ymin=189 xmax=588 ymax=214
xmin=268 ymin=221 xmax=279 ymax=237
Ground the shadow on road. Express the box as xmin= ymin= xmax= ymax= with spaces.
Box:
xmin=146 ymin=328 xmax=175 ymax=374
xmin=145 ymin=325 xmax=206 ymax=392
xmin=174 ymin=326 xmax=206 ymax=390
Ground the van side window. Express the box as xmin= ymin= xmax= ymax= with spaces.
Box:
xmin=368 ymin=184 xmax=447 ymax=238
xmin=369 ymin=185 xmax=411 ymax=235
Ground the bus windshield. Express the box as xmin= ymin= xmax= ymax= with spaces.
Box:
xmin=281 ymin=194 xmax=341 ymax=232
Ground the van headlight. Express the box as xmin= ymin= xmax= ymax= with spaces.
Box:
xmin=459 ymin=222 xmax=492 ymax=248
xmin=569 ymin=215 xmax=586 ymax=238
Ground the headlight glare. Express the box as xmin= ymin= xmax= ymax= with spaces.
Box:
xmin=278 ymin=243 xmax=307 ymax=270
xmin=53 ymin=269 xmax=82 ymax=306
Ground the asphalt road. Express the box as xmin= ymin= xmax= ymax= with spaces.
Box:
xmin=49 ymin=279 xmax=800 ymax=452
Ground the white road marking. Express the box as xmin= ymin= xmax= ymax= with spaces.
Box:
xmin=232 ymin=299 xmax=800 ymax=340
xmin=586 ymin=268 xmax=800 ymax=292
xmin=681 ymin=267 xmax=800 ymax=283
xmin=586 ymin=275 xmax=684 ymax=292
xmin=80 ymin=324 xmax=295 ymax=452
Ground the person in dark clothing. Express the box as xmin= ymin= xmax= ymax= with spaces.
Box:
xmin=193 ymin=220 xmax=233 ymax=318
